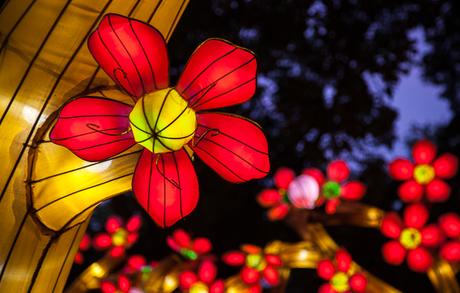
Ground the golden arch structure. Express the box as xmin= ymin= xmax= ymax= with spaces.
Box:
xmin=0 ymin=0 xmax=188 ymax=291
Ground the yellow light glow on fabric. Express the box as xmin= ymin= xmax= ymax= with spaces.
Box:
xmin=129 ymin=88 xmax=196 ymax=153
xmin=190 ymin=282 xmax=209 ymax=293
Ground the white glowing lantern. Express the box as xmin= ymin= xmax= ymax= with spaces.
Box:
xmin=287 ymin=174 xmax=319 ymax=209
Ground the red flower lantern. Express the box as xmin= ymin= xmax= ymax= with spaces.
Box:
xmin=74 ymin=234 xmax=91 ymax=264
xmin=93 ymin=215 xmax=142 ymax=258
xmin=179 ymin=259 xmax=225 ymax=293
xmin=305 ymin=160 xmax=366 ymax=214
xmin=380 ymin=203 xmax=442 ymax=272
xmin=438 ymin=213 xmax=460 ymax=263
xmin=257 ymin=167 xmax=295 ymax=221
xmin=222 ymin=244 xmax=282 ymax=292
xmin=316 ymin=249 xmax=367 ymax=293
xmin=50 ymin=14 xmax=270 ymax=228
xmin=167 ymin=229 xmax=212 ymax=260
xmin=388 ymin=140 xmax=458 ymax=202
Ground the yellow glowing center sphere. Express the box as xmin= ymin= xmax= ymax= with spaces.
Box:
xmin=112 ymin=228 xmax=128 ymax=246
xmin=331 ymin=272 xmax=350 ymax=292
xmin=129 ymin=88 xmax=196 ymax=154
xmin=189 ymin=282 xmax=209 ymax=293
xmin=413 ymin=164 xmax=435 ymax=185
xmin=399 ymin=228 xmax=421 ymax=250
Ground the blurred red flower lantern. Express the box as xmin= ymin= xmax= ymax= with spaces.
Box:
xmin=388 ymin=140 xmax=458 ymax=202
xmin=93 ymin=215 xmax=142 ymax=258
xmin=222 ymin=244 xmax=282 ymax=292
xmin=316 ymin=249 xmax=367 ymax=293
xmin=179 ymin=259 xmax=225 ymax=293
xmin=304 ymin=160 xmax=366 ymax=214
xmin=380 ymin=203 xmax=442 ymax=272
xmin=50 ymin=13 xmax=270 ymax=228
xmin=74 ymin=234 xmax=91 ymax=265
xmin=167 ymin=229 xmax=212 ymax=261
xmin=438 ymin=213 xmax=460 ymax=263
xmin=101 ymin=274 xmax=131 ymax=293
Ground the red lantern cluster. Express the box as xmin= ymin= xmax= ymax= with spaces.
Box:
xmin=222 ymin=244 xmax=283 ymax=292
xmin=179 ymin=259 xmax=225 ymax=293
xmin=74 ymin=234 xmax=91 ymax=265
xmin=257 ymin=167 xmax=296 ymax=220
xmin=93 ymin=215 xmax=142 ymax=258
xmin=167 ymin=229 xmax=212 ymax=261
xmin=305 ymin=160 xmax=366 ymax=214
xmin=101 ymin=274 xmax=132 ymax=293
xmin=316 ymin=249 xmax=367 ymax=293
xmin=388 ymin=140 xmax=458 ymax=202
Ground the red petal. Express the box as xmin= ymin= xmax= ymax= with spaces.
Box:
xmin=193 ymin=113 xmax=269 ymax=183
xmin=118 ymin=275 xmax=131 ymax=292
xmin=433 ymin=153 xmax=458 ymax=179
xmin=325 ymin=198 xmax=340 ymax=214
xmin=127 ymin=233 xmax=138 ymax=245
xmin=106 ymin=216 xmax=123 ymax=234
xmin=317 ymin=259 xmax=336 ymax=280
xmin=404 ymin=203 xmax=429 ymax=229
xmin=241 ymin=244 xmax=261 ymax=255
xmin=172 ymin=229 xmax=192 ymax=248
xmin=412 ymin=140 xmax=437 ymax=164
xmin=407 ymin=248 xmax=433 ymax=272
xmin=262 ymin=266 xmax=280 ymax=286
xmin=210 ymin=280 xmax=225 ymax=293
xmin=440 ymin=241 xmax=460 ymax=262
xmin=265 ymin=254 xmax=283 ymax=267
xmin=382 ymin=241 xmax=406 ymax=265
xmin=335 ymin=249 xmax=352 ymax=272
xmin=426 ymin=179 xmax=451 ymax=202
xmin=199 ymin=260 xmax=217 ymax=284
xmin=110 ymin=246 xmax=125 ymax=258
xmin=132 ymin=149 xmax=199 ymax=227
xmin=193 ymin=237 xmax=212 ymax=255
xmin=222 ymin=251 xmax=246 ymax=266
xmin=397 ymin=180 xmax=423 ymax=202
xmin=248 ymin=284 xmax=262 ymax=293
xmin=380 ymin=213 xmax=403 ymax=239
xmin=273 ymin=167 xmax=295 ymax=189
xmin=79 ymin=234 xmax=91 ymax=250
xmin=302 ymin=168 xmax=325 ymax=186
xmin=127 ymin=255 xmax=146 ymax=271
xmin=101 ymin=281 xmax=117 ymax=293
xmin=439 ymin=213 xmax=460 ymax=238
xmin=74 ymin=252 xmax=83 ymax=264
xmin=241 ymin=266 xmax=260 ymax=284
xmin=318 ymin=284 xmax=336 ymax=293
xmin=93 ymin=233 xmax=112 ymax=250
xmin=349 ymin=273 xmax=367 ymax=292
xmin=421 ymin=224 xmax=444 ymax=247
xmin=50 ymin=97 xmax=135 ymax=161
xmin=88 ymin=14 xmax=168 ymax=97
xmin=267 ymin=204 xmax=289 ymax=221
xmin=327 ymin=160 xmax=350 ymax=182
xmin=179 ymin=271 xmax=198 ymax=289
xmin=126 ymin=215 xmax=142 ymax=232
xmin=257 ymin=189 xmax=282 ymax=207
xmin=340 ymin=181 xmax=366 ymax=201
xmin=388 ymin=158 xmax=414 ymax=181
xmin=177 ymin=39 xmax=256 ymax=111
